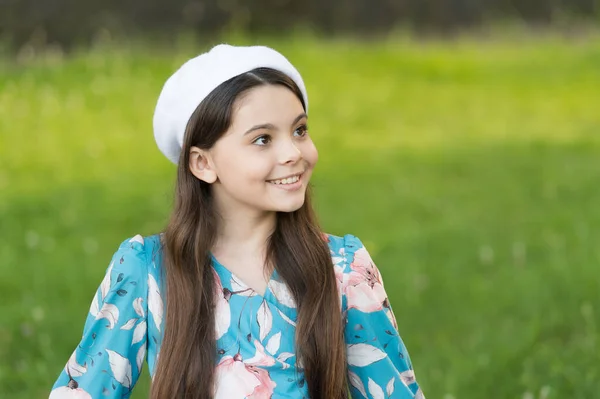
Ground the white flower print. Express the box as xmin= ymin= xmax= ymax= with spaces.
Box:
xmin=230 ymin=275 xmax=255 ymax=297
xmin=368 ymin=378 xmax=385 ymax=399
xmin=128 ymin=235 xmax=144 ymax=245
xmin=64 ymin=349 xmax=87 ymax=377
xmin=95 ymin=303 xmax=119 ymax=329
xmin=100 ymin=261 xmax=114 ymax=301
xmin=276 ymin=352 xmax=295 ymax=369
xmin=347 ymin=343 xmax=387 ymax=367
xmin=245 ymin=340 xmax=276 ymax=367
xmin=386 ymin=377 xmax=396 ymax=396
xmin=147 ymin=274 xmax=163 ymax=332
xmin=133 ymin=297 xmax=145 ymax=318
xmin=88 ymin=293 xmax=100 ymax=319
xmin=348 ymin=370 xmax=367 ymax=398
xmin=256 ymin=300 xmax=273 ymax=342
xmin=120 ymin=318 xmax=138 ymax=330
xmin=106 ymin=349 xmax=132 ymax=388
xmin=136 ymin=344 xmax=146 ymax=374
xmin=132 ymin=320 xmax=146 ymax=345
xmin=265 ymin=332 xmax=281 ymax=356
xmin=267 ymin=280 xmax=296 ymax=308
xmin=276 ymin=308 xmax=296 ymax=327
xmin=213 ymin=268 xmax=231 ymax=339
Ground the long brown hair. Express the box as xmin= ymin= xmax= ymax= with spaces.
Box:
xmin=149 ymin=67 xmax=348 ymax=398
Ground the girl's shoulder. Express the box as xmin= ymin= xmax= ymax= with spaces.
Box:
xmin=108 ymin=233 xmax=164 ymax=277
xmin=114 ymin=232 xmax=162 ymax=253
xmin=323 ymin=232 xmax=368 ymax=263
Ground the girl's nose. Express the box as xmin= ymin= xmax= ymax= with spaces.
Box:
xmin=279 ymin=139 xmax=302 ymax=164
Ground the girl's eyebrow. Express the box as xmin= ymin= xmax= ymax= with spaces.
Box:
xmin=243 ymin=113 xmax=308 ymax=136
xmin=291 ymin=113 xmax=308 ymax=126
xmin=244 ymin=123 xmax=276 ymax=136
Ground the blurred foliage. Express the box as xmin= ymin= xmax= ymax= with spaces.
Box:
xmin=1 ymin=0 xmax=599 ymax=51
xmin=1 ymin=33 xmax=600 ymax=398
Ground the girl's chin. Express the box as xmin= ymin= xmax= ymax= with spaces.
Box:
xmin=267 ymin=196 xmax=306 ymax=213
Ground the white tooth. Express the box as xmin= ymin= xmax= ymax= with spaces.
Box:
xmin=270 ymin=176 xmax=301 ymax=185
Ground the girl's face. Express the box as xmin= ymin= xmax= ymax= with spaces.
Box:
xmin=196 ymin=84 xmax=318 ymax=216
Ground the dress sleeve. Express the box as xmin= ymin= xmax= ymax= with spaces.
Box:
xmin=342 ymin=234 xmax=425 ymax=399
xmin=49 ymin=235 xmax=149 ymax=399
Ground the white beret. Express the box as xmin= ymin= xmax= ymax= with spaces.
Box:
xmin=152 ymin=44 xmax=309 ymax=164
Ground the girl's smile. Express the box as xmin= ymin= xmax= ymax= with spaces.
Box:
xmin=267 ymin=172 xmax=304 ymax=191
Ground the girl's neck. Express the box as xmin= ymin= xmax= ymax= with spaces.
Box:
xmin=212 ymin=208 xmax=276 ymax=259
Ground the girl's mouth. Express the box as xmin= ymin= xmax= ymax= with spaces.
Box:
xmin=267 ymin=173 xmax=303 ymax=191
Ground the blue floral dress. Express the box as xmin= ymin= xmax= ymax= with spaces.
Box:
xmin=49 ymin=233 xmax=424 ymax=399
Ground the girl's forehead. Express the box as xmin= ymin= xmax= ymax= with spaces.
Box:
xmin=231 ymin=86 xmax=306 ymax=125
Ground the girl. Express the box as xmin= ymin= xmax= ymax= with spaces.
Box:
xmin=49 ymin=44 xmax=425 ymax=399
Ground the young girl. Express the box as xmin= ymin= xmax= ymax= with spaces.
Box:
xmin=49 ymin=44 xmax=425 ymax=399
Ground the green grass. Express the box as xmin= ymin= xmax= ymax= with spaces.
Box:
xmin=1 ymin=33 xmax=600 ymax=398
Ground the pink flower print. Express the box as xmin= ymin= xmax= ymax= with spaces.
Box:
xmin=49 ymin=382 xmax=92 ymax=399
xmin=214 ymin=341 xmax=277 ymax=398
xmin=214 ymin=355 xmax=260 ymax=399
xmin=346 ymin=248 xmax=388 ymax=313
xmin=247 ymin=366 xmax=277 ymax=399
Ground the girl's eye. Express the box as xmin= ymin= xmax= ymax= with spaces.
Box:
xmin=293 ymin=125 xmax=308 ymax=137
xmin=252 ymin=135 xmax=271 ymax=146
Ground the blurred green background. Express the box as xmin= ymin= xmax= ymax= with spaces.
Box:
xmin=2 ymin=8 xmax=600 ymax=399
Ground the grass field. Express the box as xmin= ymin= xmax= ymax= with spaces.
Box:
xmin=1 ymin=33 xmax=599 ymax=398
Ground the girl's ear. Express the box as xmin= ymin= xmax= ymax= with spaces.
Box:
xmin=189 ymin=146 xmax=218 ymax=183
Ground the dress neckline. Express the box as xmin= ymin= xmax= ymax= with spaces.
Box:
xmin=210 ymin=253 xmax=276 ymax=298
